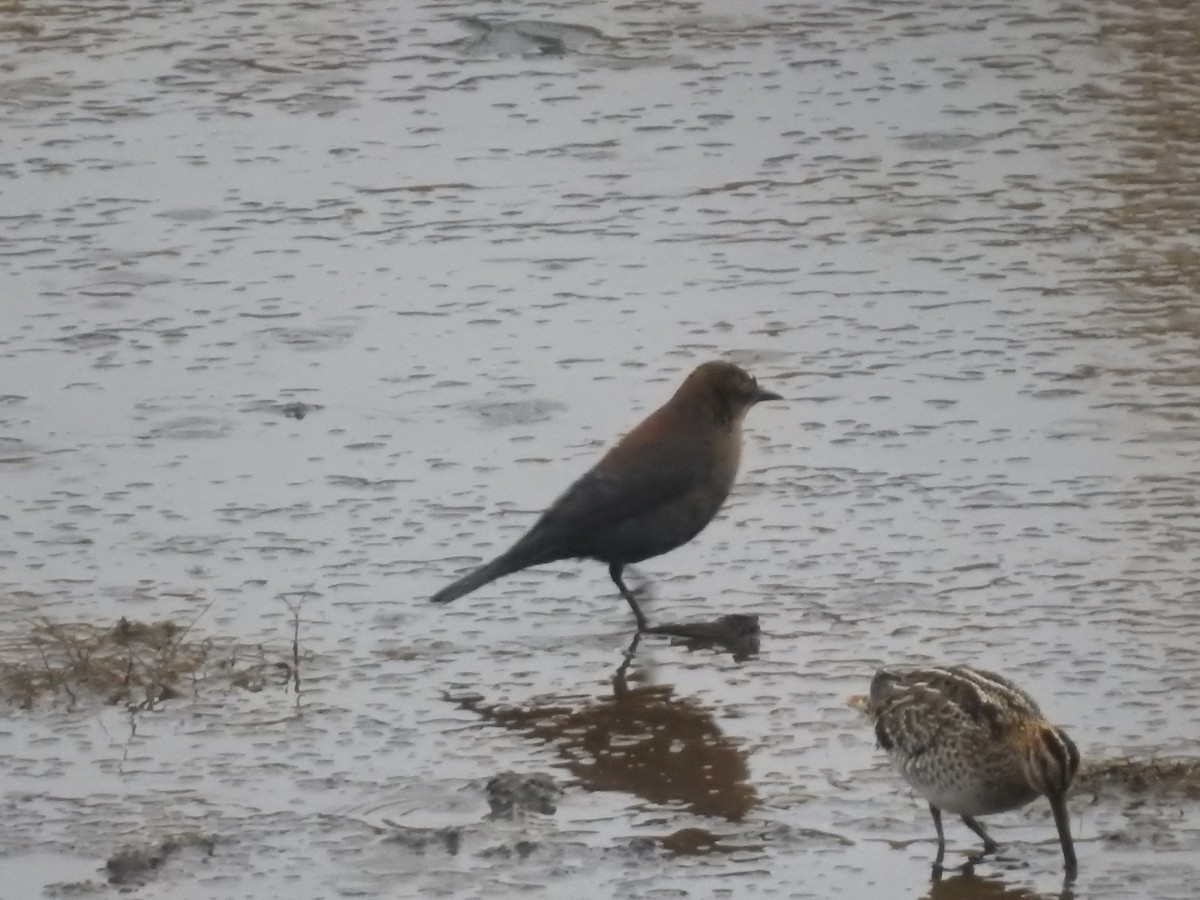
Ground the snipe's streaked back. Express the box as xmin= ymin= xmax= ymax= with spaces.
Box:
xmin=862 ymin=664 xmax=1079 ymax=877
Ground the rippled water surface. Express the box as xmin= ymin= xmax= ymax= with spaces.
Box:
xmin=2 ymin=0 xmax=1199 ymax=897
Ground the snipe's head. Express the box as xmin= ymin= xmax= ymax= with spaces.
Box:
xmin=1022 ymin=723 xmax=1080 ymax=798
xmin=1023 ymin=721 xmax=1080 ymax=877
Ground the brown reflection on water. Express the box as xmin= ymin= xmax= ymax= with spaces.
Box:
xmin=456 ymin=674 xmax=756 ymax=822
xmin=923 ymin=870 xmax=1070 ymax=900
xmin=1092 ymin=1 xmax=1200 ymax=330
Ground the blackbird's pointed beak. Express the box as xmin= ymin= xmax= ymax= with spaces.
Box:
xmin=755 ymin=387 xmax=783 ymax=403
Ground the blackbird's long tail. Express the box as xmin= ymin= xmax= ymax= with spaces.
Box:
xmin=429 ymin=543 xmax=551 ymax=604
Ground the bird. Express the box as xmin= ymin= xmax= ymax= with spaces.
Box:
xmin=429 ymin=360 xmax=781 ymax=629
xmin=860 ymin=664 xmax=1079 ymax=877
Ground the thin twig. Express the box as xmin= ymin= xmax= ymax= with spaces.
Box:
xmin=280 ymin=584 xmax=314 ymax=700
xmin=169 ymin=598 xmax=216 ymax=649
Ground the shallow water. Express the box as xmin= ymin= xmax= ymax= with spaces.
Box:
xmin=2 ymin=0 xmax=1199 ymax=897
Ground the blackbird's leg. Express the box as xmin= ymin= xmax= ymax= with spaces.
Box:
xmin=609 ymin=563 xmax=648 ymax=631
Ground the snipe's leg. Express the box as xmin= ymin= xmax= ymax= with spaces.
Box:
xmin=960 ymin=815 xmax=999 ymax=855
xmin=609 ymin=562 xmax=648 ymax=631
xmin=929 ymin=804 xmax=947 ymax=874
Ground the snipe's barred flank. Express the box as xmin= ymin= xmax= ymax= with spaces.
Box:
xmin=862 ymin=665 xmax=1079 ymax=877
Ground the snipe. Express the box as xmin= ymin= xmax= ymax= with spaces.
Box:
xmin=861 ymin=665 xmax=1079 ymax=877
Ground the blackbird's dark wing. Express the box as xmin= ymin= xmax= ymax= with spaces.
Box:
xmin=539 ymin=464 xmax=699 ymax=535
xmin=508 ymin=462 xmax=701 ymax=561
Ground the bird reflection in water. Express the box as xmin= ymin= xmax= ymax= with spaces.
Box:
xmin=922 ymin=869 xmax=1074 ymax=900
xmin=454 ymin=639 xmax=756 ymax=827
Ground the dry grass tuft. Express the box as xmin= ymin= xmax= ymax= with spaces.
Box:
xmin=1074 ymin=756 xmax=1200 ymax=800
xmin=0 ymin=617 xmax=291 ymax=709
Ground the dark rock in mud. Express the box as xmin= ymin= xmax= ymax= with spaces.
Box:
xmin=644 ymin=613 xmax=761 ymax=660
xmin=382 ymin=825 xmax=462 ymax=856
xmin=478 ymin=839 xmax=541 ymax=860
xmin=645 ymin=613 xmax=760 ymax=641
xmin=621 ymin=836 xmax=660 ymax=857
xmin=440 ymin=17 xmax=613 ymax=58
xmin=105 ymin=832 xmax=215 ymax=886
xmin=281 ymin=402 xmax=315 ymax=420
xmin=485 ymin=772 xmax=561 ymax=819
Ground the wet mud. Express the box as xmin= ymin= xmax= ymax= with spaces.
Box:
xmin=3 ymin=0 xmax=1200 ymax=897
